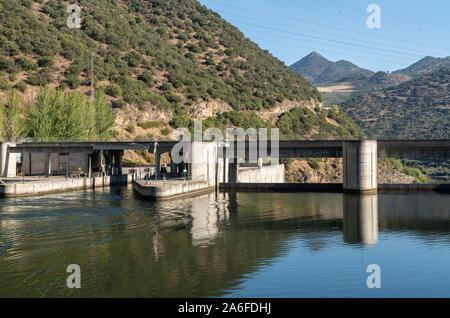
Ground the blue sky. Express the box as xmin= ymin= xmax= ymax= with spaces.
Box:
xmin=199 ymin=0 xmax=450 ymax=72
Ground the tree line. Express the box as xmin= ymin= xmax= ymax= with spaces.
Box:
xmin=0 ymin=87 xmax=115 ymax=142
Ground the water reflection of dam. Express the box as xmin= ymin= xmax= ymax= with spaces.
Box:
xmin=189 ymin=193 xmax=230 ymax=246
xmin=181 ymin=192 xmax=380 ymax=246
xmin=343 ymin=194 xmax=378 ymax=245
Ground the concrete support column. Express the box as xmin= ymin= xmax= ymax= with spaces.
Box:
xmin=88 ymin=155 xmax=92 ymax=178
xmin=228 ymin=162 xmax=238 ymax=184
xmin=222 ymin=157 xmax=229 ymax=184
xmin=46 ymin=153 xmax=52 ymax=177
xmin=257 ymin=157 xmax=263 ymax=168
xmin=169 ymin=155 xmax=177 ymax=175
xmin=155 ymin=151 xmax=161 ymax=180
xmin=0 ymin=143 xmax=17 ymax=178
xmin=105 ymin=151 xmax=113 ymax=176
xmin=99 ymin=150 xmax=105 ymax=175
xmin=117 ymin=150 xmax=123 ymax=176
xmin=343 ymin=140 xmax=377 ymax=193
xmin=112 ymin=150 xmax=123 ymax=176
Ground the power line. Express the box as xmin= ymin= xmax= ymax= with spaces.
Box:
xmin=240 ymin=27 xmax=412 ymax=66
xmin=216 ymin=8 xmax=436 ymax=58
xmin=248 ymin=35 xmax=410 ymax=68
xmin=231 ymin=19 xmax=430 ymax=60
xmin=204 ymin=0 xmax=450 ymax=52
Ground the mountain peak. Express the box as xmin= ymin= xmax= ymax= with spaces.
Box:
xmin=289 ymin=52 xmax=373 ymax=86
xmin=395 ymin=55 xmax=450 ymax=75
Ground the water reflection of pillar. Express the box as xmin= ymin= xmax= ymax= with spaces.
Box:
xmin=190 ymin=193 xmax=230 ymax=246
xmin=343 ymin=193 xmax=378 ymax=245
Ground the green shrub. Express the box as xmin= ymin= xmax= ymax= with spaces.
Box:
xmin=123 ymin=51 xmax=141 ymax=67
xmin=15 ymin=56 xmax=38 ymax=71
xmin=66 ymin=74 xmax=81 ymax=89
xmin=27 ymin=68 xmax=53 ymax=86
xmin=0 ymin=56 xmax=13 ymax=71
xmin=112 ymin=99 xmax=127 ymax=109
xmin=138 ymin=71 xmax=153 ymax=85
xmin=307 ymin=159 xmax=321 ymax=170
xmin=106 ymin=83 xmax=122 ymax=98
xmin=38 ymin=56 xmax=53 ymax=68
xmin=0 ymin=76 xmax=11 ymax=90
xmin=125 ymin=124 xmax=135 ymax=134
xmin=161 ymin=127 xmax=170 ymax=135
xmin=138 ymin=121 xmax=167 ymax=129
xmin=15 ymin=81 xmax=27 ymax=92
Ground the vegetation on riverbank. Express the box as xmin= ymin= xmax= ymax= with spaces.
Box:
xmin=0 ymin=88 xmax=115 ymax=141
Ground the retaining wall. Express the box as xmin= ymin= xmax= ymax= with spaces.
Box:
xmin=0 ymin=174 xmax=131 ymax=197
xmin=237 ymin=164 xmax=285 ymax=183
xmin=132 ymin=179 xmax=215 ymax=200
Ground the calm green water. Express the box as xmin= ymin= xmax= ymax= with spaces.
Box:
xmin=1 ymin=186 xmax=450 ymax=297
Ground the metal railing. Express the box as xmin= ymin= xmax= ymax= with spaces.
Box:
xmin=139 ymin=175 xmax=206 ymax=186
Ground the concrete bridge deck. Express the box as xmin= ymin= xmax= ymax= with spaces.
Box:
xmin=9 ymin=140 xmax=450 ymax=158
xmin=2 ymin=140 xmax=450 ymax=195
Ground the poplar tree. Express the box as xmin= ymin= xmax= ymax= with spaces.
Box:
xmin=3 ymin=89 xmax=27 ymax=141
xmin=28 ymin=87 xmax=57 ymax=142
xmin=93 ymin=88 xmax=115 ymax=141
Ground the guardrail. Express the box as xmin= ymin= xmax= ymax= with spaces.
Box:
xmin=139 ymin=175 xmax=206 ymax=186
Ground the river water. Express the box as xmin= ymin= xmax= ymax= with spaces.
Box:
xmin=0 ymin=186 xmax=449 ymax=297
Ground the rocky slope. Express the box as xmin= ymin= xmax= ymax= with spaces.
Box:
xmin=285 ymin=158 xmax=424 ymax=184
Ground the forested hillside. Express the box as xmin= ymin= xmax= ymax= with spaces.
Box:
xmin=0 ymin=0 xmax=362 ymax=150
xmin=0 ymin=0 xmax=320 ymax=111
xmin=340 ymin=68 xmax=450 ymax=139
xmin=395 ymin=56 xmax=450 ymax=76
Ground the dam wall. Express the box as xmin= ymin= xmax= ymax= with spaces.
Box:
xmin=237 ymin=164 xmax=285 ymax=183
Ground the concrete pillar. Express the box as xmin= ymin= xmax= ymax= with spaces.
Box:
xmin=117 ymin=150 xmax=123 ymax=176
xmin=46 ymin=153 xmax=52 ymax=177
xmin=343 ymin=193 xmax=378 ymax=245
xmin=155 ymin=151 xmax=161 ymax=180
xmin=103 ymin=151 xmax=112 ymax=176
xmin=228 ymin=162 xmax=238 ymax=184
xmin=100 ymin=150 xmax=105 ymax=175
xmin=88 ymin=155 xmax=92 ymax=178
xmin=112 ymin=150 xmax=123 ymax=176
xmin=222 ymin=157 xmax=229 ymax=184
xmin=189 ymin=142 xmax=219 ymax=184
xmin=169 ymin=155 xmax=177 ymax=175
xmin=343 ymin=140 xmax=377 ymax=193
xmin=29 ymin=152 xmax=32 ymax=176
xmin=0 ymin=142 xmax=17 ymax=178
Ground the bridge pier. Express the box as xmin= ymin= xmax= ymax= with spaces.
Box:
xmin=0 ymin=142 xmax=17 ymax=178
xmin=45 ymin=152 xmax=52 ymax=177
xmin=228 ymin=162 xmax=238 ymax=184
xmin=155 ymin=150 xmax=161 ymax=180
xmin=343 ymin=140 xmax=378 ymax=193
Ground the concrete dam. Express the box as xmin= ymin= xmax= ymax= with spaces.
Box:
xmin=0 ymin=140 xmax=449 ymax=198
